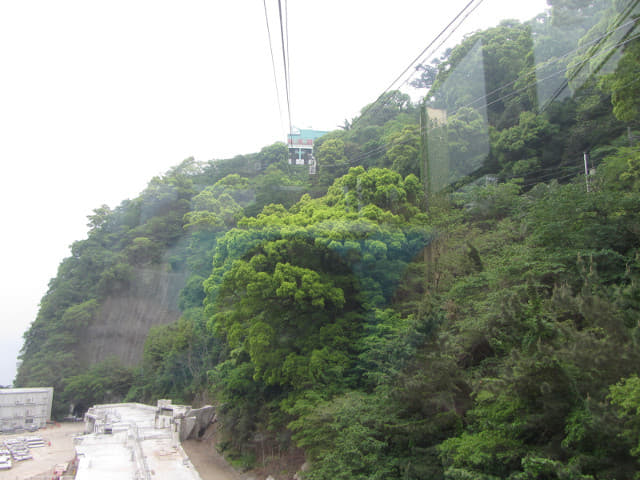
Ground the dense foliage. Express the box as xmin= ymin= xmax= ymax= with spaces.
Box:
xmin=15 ymin=1 xmax=640 ymax=478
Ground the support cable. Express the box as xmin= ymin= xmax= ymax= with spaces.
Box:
xmin=277 ymin=0 xmax=293 ymax=134
xmin=263 ymin=0 xmax=286 ymax=137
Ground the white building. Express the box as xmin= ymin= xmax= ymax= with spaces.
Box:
xmin=0 ymin=387 xmax=53 ymax=432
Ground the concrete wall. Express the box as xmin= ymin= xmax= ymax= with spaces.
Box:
xmin=0 ymin=387 xmax=53 ymax=431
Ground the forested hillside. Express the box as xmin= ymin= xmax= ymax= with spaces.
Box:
xmin=15 ymin=1 xmax=640 ymax=478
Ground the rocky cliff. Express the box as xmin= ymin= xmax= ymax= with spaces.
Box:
xmin=79 ymin=265 xmax=188 ymax=366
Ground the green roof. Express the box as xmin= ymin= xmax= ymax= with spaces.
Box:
xmin=288 ymin=128 xmax=328 ymax=141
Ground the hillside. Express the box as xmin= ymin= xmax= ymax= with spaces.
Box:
xmin=15 ymin=2 xmax=640 ymax=478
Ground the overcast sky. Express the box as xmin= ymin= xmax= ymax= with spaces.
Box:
xmin=0 ymin=0 xmax=547 ymax=386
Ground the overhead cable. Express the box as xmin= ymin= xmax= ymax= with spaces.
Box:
xmin=322 ymin=29 xmax=640 ymax=172
xmin=363 ymin=0 xmax=486 ymax=123
xmin=453 ymin=16 xmax=639 ymax=115
xmin=277 ymin=0 xmax=293 ymax=134
xmin=541 ymin=0 xmax=640 ymax=111
xmin=262 ymin=0 xmax=286 ymax=137
xmin=353 ymin=0 xmax=483 ymax=129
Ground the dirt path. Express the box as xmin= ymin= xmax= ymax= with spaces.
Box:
xmin=0 ymin=422 xmax=84 ymax=480
xmin=182 ymin=437 xmax=244 ymax=480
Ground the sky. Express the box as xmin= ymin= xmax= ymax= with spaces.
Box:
xmin=0 ymin=0 xmax=548 ymax=386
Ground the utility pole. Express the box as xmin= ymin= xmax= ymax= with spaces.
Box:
xmin=583 ymin=152 xmax=591 ymax=192
xmin=420 ymin=103 xmax=435 ymax=288
xmin=419 ymin=103 xmax=430 ymax=208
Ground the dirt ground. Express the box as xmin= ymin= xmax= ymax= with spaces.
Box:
xmin=182 ymin=428 xmax=305 ymax=480
xmin=0 ymin=422 xmax=270 ymax=480
xmin=0 ymin=422 xmax=84 ymax=480
xmin=182 ymin=437 xmax=244 ymax=480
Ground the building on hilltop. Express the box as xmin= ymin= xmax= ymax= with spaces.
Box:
xmin=287 ymin=128 xmax=328 ymax=174
xmin=0 ymin=387 xmax=53 ymax=432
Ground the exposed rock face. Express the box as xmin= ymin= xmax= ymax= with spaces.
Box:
xmin=79 ymin=265 xmax=188 ymax=366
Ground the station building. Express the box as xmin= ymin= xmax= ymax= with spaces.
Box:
xmin=287 ymin=128 xmax=328 ymax=174
xmin=0 ymin=387 xmax=53 ymax=432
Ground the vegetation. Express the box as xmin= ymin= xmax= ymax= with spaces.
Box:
xmin=15 ymin=1 xmax=640 ymax=478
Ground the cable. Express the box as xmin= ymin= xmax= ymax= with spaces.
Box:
xmin=277 ymin=0 xmax=293 ymax=134
xmin=539 ymin=30 xmax=640 ymax=111
xmin=518 ymin=170 xmax=584 ymax=188
xmin=319 ymin=2 xmax=639 ymax=190
xmin=357 ymin=0 xmax=486 ymax=129
xmin=416 ymin=3 xmax=639 ymax=118
xmin=350 ymin=1 xmax=637 ymax=168
xmin=320 ymin=25 xmax=640 ymax=172
xmin=263 ymin=0 xmax=286 ymax=138
xmin=541 ymin=0 xmax=640 ymax=111
xmin=285 ymin=0 xmax=292 ymax=126
xmin=324 ymin=1 xmax=534 ymax=167
xmin=450 ymin=16 xmax=639 ymax=115
xmin=399 ymin=0 xmax=486 ymax=94
xmin=352 ymin=0 xmax=483 ymax=129
xmin=446 ymin=29 xmax=640 ymax=118
xmin=388 ymin=0 xmax=484 ymax=94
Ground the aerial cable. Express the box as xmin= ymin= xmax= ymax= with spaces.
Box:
xmin=397 ymin=0 xmax=485 ymax=93
xmin=325 ymin=3 xmax=640 ymax=189
xmin=540 ymin=0 xmax=640 ymax=111
xmin=383 ymin=0 xmax=483 ymax=95
xmin=285 ymin=0 xmax=292 ymax=122
xmin=325 ymin=2 xmax=640 ymax=176
xmin=363 ymin=0 xmax=486 ymax=125
xmin=442 ymin=27 xmax=640 ymax=117
xmin=540 ymin=29 xmax=640 ymax=112
xmin=360 ymin=0 xmax=484 ymax=126
xmin=368 ymin=0 xmax=636 ymax=131
xmin=353 ymin=0 xmax=483 ymax=129
xmin=277 ymin=0 xmax=293 ymax=135
xmin=443 ymin=15 xmax=639 ymax=118
xmin=263 ymin=0 xmax=286 ymax=137
xmin=329 ymin=29 xmax=640 ymax=170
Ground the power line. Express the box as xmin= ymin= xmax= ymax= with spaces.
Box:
xmin=518 ymin=170 xmax=584 ymax=188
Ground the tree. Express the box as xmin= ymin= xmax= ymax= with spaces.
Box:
xmin=356 ymin=91 xmax=414 ymax=128
xmin=600 ymin=40 xmax=640 ymax=123
xmin=317 ymin=136 xmax=349 ymax=186
xmin=385 ymin=125 xmax=420 ymax=178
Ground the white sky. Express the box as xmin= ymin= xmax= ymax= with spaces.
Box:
xmin=0 ymin=0 xmax=547 ymax=386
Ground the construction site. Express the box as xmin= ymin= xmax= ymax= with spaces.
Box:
xmin=78 ymin=401 xmax=215 ymax=479
xmin=0 ymin=400 xmax=246 ymax=480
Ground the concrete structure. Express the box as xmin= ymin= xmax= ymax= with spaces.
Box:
xmin=287 ymin=128 xmax=328 ymax=174
xmin=78 ymin=402 xmax=213 ymax=480
xmin=154 ymin=400 xmax=216 ymax=442
xmin=0 ymin=387 xmax=53 ymax=432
